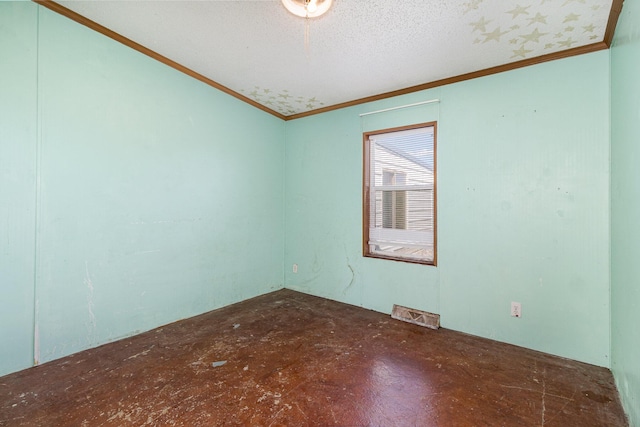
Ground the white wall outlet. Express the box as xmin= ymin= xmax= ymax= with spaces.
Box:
xmin=511 ymin=302 xmax=522 ymax=318
xmin=292 ymin=264 xmax=298 ymax=273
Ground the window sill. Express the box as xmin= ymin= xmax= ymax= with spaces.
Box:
xmin=363 ymin=252 xmax=436 ymax=266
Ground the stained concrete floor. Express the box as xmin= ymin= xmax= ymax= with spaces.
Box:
xmin=0 ymin=289 xmax=628 ymax=426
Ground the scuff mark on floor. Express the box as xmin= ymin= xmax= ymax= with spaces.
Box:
xmin=125 ymin=345 xmax=155 ymax=361
xmin=545 ymin=389 xmax=577 ymax=425
xmin=498 ymin=384 xmax=571 ymax=402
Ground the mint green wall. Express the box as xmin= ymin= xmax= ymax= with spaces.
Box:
xmin=439 ymin=52 xmax=610 ymax=367
xmin=611 ymin=0 xmax=640 ymax=423
xmin=285 ymin=51 xmax=611 ymax=367
xmin=0 ymin=2 xmax=284 ymax=375
xmin=0 ymin=0 xmax=618 ymax=380
xmin=0 ymin=1 xmax=38 ymax=376
xmin=285 ymin=102 xmax=441 ymax=316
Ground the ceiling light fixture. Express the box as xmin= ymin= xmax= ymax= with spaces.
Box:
xmin=281 ymin=0 xmax=333 ymax=19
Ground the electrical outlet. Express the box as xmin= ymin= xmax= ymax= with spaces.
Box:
xmin=292 ymin=264 xmax=298 ymax=273
xmin=511 ymin=302 xmax=522 ymax=318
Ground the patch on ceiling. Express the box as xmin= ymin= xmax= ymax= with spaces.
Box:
xmin=465 ymin=0 xmax=609 ymax=59
xmin=240 ymin=87 xmax=325 ymax=116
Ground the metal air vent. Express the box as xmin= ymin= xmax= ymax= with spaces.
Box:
xmin=391 ymin=304 xmax=440 ymax=330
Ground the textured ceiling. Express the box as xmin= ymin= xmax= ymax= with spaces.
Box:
xmin=53 ymin=0 xmax=618 ymax=119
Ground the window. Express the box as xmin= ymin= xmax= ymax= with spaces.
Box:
xmin=363 ymin=123 xmax=436 ymax=265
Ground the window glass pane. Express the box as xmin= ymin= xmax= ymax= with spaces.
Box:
xmin=365 ymin=124 xmax=436 ymax=264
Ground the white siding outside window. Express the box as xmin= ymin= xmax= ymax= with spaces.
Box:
xmin=365 ymin=124 xmax=436 ymax=264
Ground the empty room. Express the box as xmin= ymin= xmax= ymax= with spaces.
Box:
xmin=1 ymin=0 xmax=639 ymax=425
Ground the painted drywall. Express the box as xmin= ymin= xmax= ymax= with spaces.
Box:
xmin=285 ymin=51 xmax=611 ymax=367
xmin=438 ymin=51 xmax=610 ymax=367
xmin=0 ymin=1 xmax=38 ymax=376
xmin=284 ymin=102 xmax=441 ymax=316
xmin=611 ymin=0 xmax=640 ymax=423
xmin=0 ymin=2 xmax=284 ymax=375
xmin=0 ymin=0 xmax=615 ymax=379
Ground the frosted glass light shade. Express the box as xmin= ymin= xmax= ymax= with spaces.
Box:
xmin=281 ymin=0 xmax=333 ymax=18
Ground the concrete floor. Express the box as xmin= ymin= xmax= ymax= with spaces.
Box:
xmin=0 ymin=289 xmax=627 ymax=426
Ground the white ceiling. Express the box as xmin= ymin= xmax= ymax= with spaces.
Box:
xmin=55 ymin=0 xmax=617 ymax=118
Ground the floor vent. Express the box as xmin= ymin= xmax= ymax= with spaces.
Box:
xmin=391 ymin=305 xmax=440 ymax=329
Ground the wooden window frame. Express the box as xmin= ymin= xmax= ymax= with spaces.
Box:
xmin=363 ymin=122 xmax=437 ymax=266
